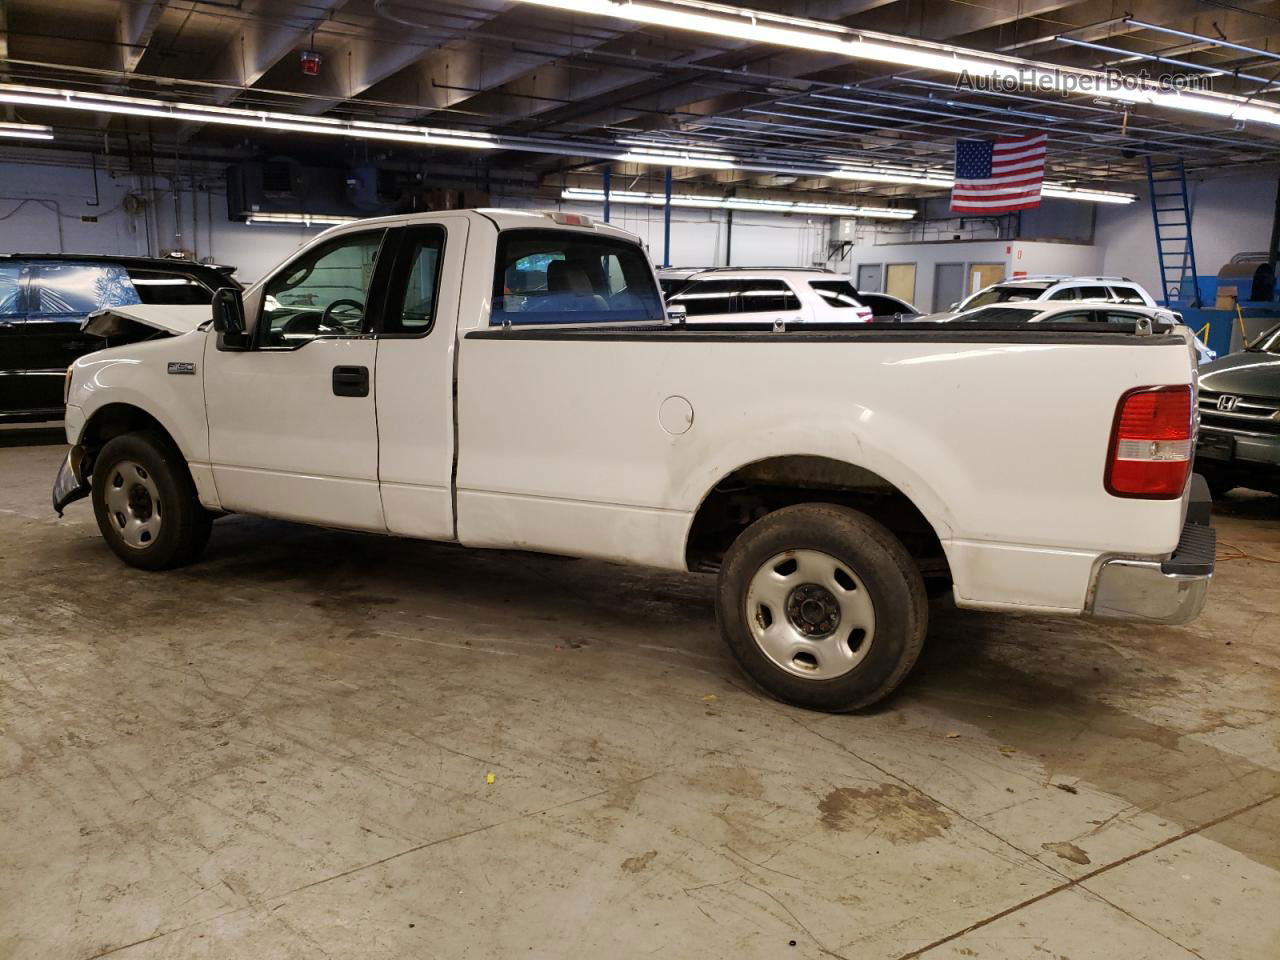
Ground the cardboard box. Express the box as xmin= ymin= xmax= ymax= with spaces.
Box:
xmin=1215 ymin=285 xmax=1238 ymax=310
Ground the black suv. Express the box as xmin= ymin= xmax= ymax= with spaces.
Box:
xmin=0 ymin=254 xmax=237 ymax=423
xmin=1195 ymin=320 xmax=1280 ymax=497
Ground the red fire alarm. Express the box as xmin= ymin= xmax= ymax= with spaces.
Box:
xmin=300 ymin=50 xmax=322 ymax=76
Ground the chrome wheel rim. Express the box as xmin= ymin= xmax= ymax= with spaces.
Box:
xmin=745 ymin=549 xmax=876 ymax=680
xmin=103 ymin=460 xmax=162 ymax=549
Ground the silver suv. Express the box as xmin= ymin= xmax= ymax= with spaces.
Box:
xmin=923 ymin=275 xmax=1157 ymax=321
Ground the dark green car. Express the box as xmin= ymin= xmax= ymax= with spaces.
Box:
xmin=1195 ymin=321 xmax=1280 ymax=497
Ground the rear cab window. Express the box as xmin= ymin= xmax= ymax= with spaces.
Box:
xmin=492 ymin=229 xmax=663 ymax=326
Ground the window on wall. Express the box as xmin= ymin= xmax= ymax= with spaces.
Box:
xmin=491 ymin=229 xmax=663 ymax=326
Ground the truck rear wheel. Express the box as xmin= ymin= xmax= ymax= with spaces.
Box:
xmin=715 ymin=503 xmax=927 ymax=712
xmin=91 ymin=431 xmax=212 ymax=570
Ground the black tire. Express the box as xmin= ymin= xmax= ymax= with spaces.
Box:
xmin=1201 ymin=470 xmax=1236 ymax=501
xmin=716 ymin=503 xmax=927 ymax=712
xmin=91 ymin=431 xmax=212 ymax=570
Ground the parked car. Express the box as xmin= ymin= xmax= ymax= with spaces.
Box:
xmin=666 ymin=268 xmax=875 ymax=323
xmin=919 ymin=274 xmax=1158 ymax=322
xmin=950 ymin=300 xmax=1216 ymax=364
xmin=855 ymin=291 xmax=919 ymax=322
xmin=54 ymin=209 xmax=1213 ymax=713
xmin=0 ymin=254 xmax=237 ymax=423
xmin=1195 ymin=320 xmax=1280 ymax=497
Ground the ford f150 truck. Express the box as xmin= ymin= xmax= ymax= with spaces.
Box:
xmin=53 ymin=209 xmax=1215 ymax=712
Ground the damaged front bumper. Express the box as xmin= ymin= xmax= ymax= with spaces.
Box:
xmin=52 ymin=445 xmax=90 ymax=516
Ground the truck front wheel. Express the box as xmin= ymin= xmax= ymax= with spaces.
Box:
xmin=716 ymin=503 xmax=927 ymax=712
xmin=91 ymin=431 xmax=212 ymax=570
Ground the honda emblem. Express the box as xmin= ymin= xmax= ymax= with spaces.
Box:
xmin=1217 ymin=394 xmax=1239 ymax=412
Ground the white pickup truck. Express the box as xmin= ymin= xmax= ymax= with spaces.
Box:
xmin=53 ymin=209 xmax=1215 ymax=712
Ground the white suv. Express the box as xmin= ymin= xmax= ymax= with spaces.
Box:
xmin=665 ymin=268 xmax=874 ymax=324
xmin=924 ymin=275 xmax=1157 ymax=321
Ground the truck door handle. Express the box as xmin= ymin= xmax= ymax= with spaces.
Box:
xmin=332 ymin=365 xmax=369 ymax=397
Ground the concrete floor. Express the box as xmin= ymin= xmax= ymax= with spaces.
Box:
xmin=2 ymin=434 xmax=1278 ymax=960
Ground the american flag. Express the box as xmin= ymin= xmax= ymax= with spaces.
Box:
xmin=950 ymin=134 xmax=1047 ymax=213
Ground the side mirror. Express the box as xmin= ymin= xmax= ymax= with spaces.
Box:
xmin=212 ymin=287 xmax=249 ymax=350
xmin=667 ymin=304 xmax=688 ymax=326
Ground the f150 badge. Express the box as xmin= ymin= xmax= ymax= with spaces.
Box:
xmin=167 ymin=362 xmax=197 ymax=376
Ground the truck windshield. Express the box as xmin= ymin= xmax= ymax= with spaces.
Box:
xmin=491 ymin=229 xmax=664 ymax=326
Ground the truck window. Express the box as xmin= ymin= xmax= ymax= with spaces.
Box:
xmin=125 ymin=269 xmax=213 ymax=305
xmin=668 ymin=279 xmax=738 ymax=316
xmin=381 ymin=225 xmax=445 ymax=335
xmin=260 ymin=230 xmax=384 ymax=347
xmin=30 ymin=263 xmax=140 ymax=315
xmin=491 ymin=229 xmax=663 ymax=326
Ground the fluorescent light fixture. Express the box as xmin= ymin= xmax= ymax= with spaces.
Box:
xmin=829 ymin=166 xmax=954 ymax=189
xmin=830 ymin=165 xmax=1135 ymax=203
xmin=561 ymin=187 xmax=915 ymax=218
xmin=1040 ymin=184 xmax=1135 ymax=204
xmin=615 ymin=149 xmax=737 ymax=170
xmin=512 ymin=0 xmax=1280 ymax=128
xmin=244 ymin=212 xmax=359 ymax=226
xmin=0 ymin=121 xmax=53 ymax=140
xmin=0 ymin=84 xmax=498 ymax=150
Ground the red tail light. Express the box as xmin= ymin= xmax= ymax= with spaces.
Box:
xmin=1105 ymin=386 xmax=1193 ymax=499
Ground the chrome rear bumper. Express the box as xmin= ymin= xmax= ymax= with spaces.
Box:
xmin=1088 ymin=480 xmax=1215 ymax=626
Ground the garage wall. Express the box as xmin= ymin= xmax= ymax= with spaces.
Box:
xmin=836 ymin=238 xmax=1102 ymax=311
xmin=0 ymin=155 xmax=323 ymax=284
xmin=556 ymin=200 xmax=829 ymax=268
xmin=1095 ymin=171 xmax=1279 ymax=297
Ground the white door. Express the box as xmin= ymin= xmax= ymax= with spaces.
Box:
xmin=373 ymin=218 xmax=467 ymax=540
xmin=204 ymin=228 xmax=389 ymax=531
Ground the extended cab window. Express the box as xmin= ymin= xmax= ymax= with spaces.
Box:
xmin=809 ymin=280 xmax=862 ymax=308
xmin=491 ymin=229 xmax=663 ymax=326
xmin=260 ymin=230 xmax=383 ymax=347
xmin=381 ymin=225 xmax=445 ymax=335
xmin=30 ymin=263 xmax=140 ymax=315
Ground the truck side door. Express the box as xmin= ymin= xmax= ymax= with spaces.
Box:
xmin=372 ymin=217 xmax=467 ymax=540
xmin=203 ymin=228 xmax=389 ymax=531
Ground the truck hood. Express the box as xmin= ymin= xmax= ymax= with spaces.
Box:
xmin=82 ymin=304 xmax=212 ymax=338
xmin=1198 ymin=351 xmax=1280 ymax=399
